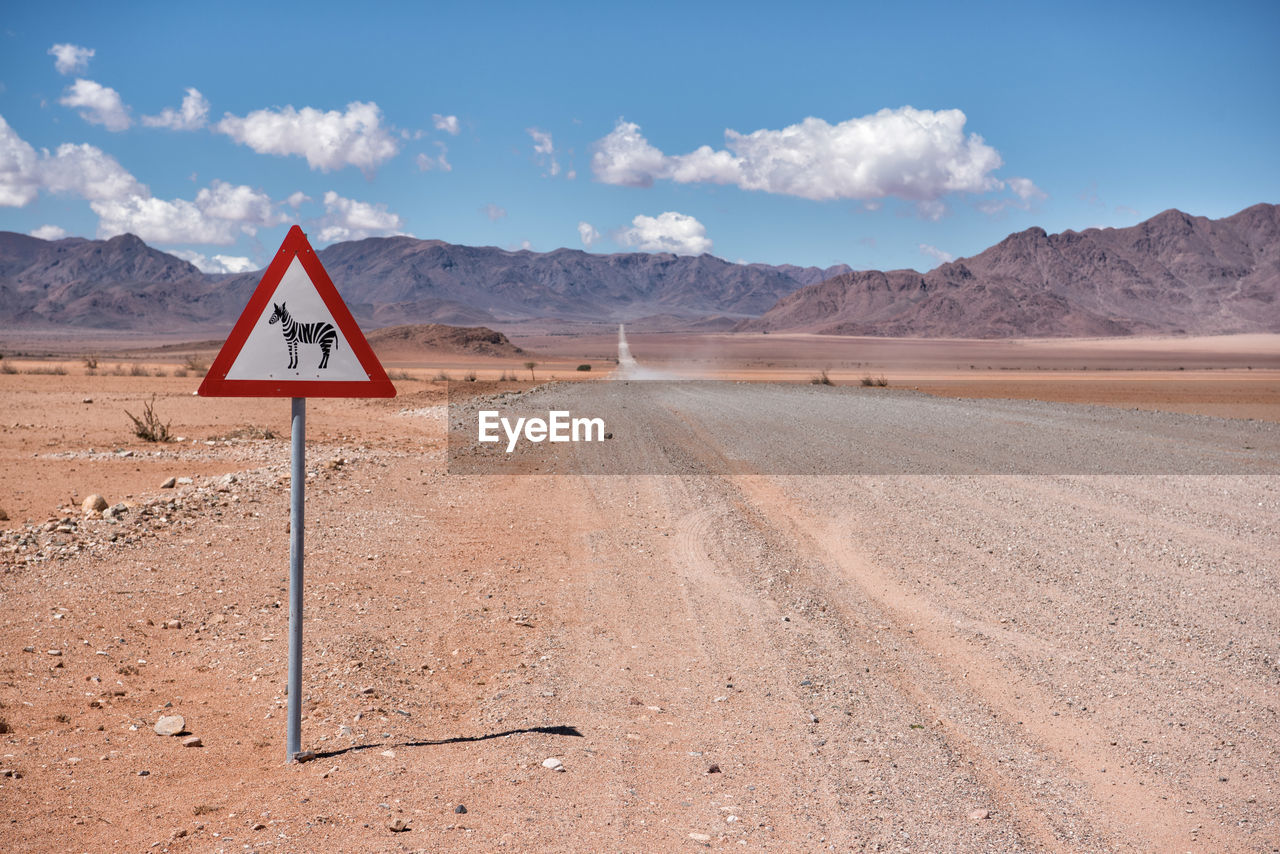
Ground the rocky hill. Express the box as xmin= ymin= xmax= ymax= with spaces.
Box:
xmin=365 ymin=324 xmax=524 ymax=359
xmin=741 ymin=203 xmax=1280 ymax=337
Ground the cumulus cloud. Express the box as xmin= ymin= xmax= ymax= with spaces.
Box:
xmin=92 ymin=180 xmax=281 ymax=245
xmin=39 ymin=142 xmax=147 ymax=200
xmin=577 ymin=221 xmax=600 ymax=248
xmin=416 ymin=141 xmax=451 ymax=172
xmin=142 ymin=88 xmax=209 ymax=130
xmin=317 ymin=190 xmax=405 ymax=243
xmin=480 ymin=203 xmax=506 ymax=221
xmin=170 ymin=249 xmax=256 ymax=274
xmin=0 ymin=116 xmax=41 ymax=206
xmin=286 ymin=191 xmax=311 ymax=209
xmin=592 ymin=109 xmax=1015 ymax=205
xmin=30 ymin=224 xmax=68 ymax=240
xmin=60 ymin=79 xmax=132 ymax=131
xmin=432 ymin=114 xmax=460 ymax=135
xmin=527 ymin=127 xmax=560 ymax=176
xmin=49 ymin=44 xmax=94 ymax=75
xmin=0 ymin=116 xmax=283 ymax=244
xmin=617 ymin=211 xmax=711 ymax=255
xmin=216 ymin=102 xmax=399 ymax=174
xmin=918 ymin=243 xmax=954 ymax=267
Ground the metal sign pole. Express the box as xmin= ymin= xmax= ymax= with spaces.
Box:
xmin=287 ymin=396 xmax=305 ymax=761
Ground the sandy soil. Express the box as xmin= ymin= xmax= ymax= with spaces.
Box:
xmin=1 ymin=334 xmax=1278 ymax=852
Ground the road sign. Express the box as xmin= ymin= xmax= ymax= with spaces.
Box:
xmin=197 ymin=225 xmax=395 ymax=763
xmin=198 ymin=225 xmax=395 ymax=398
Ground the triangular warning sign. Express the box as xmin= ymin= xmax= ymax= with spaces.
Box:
xmin=199 ymin=226 xmax=395 ymax=398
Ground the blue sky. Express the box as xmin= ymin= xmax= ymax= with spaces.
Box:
xmin=1 ymin=0 xmax=1277 ymax=274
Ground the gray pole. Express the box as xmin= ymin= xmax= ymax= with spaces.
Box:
xmin=287 ymin=396 xmax=305 ymax=761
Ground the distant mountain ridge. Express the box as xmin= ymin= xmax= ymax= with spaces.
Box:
xmin=740 ymin=203 xmax=1280 ymax=337
xmin=1 ymin=203 xmax=1276 ymax=337
xmin=0 ymin=231 xmax=847 ymax=331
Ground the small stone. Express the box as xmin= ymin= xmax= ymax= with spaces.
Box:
xmin=380 ymin=749 xmax=396 ymax=758
xmin=689 ymin=832 xmax=711 ymax=842
xmin=707 ymin=764 xmax=721 ymax=774
xmin=138 ymin=770 xmax=150 ymax=776
xmin=969 ymin=808 xmax=991 ymax=821
xmin=82 ymin=495 xmax=108 ymax=514
xmin=181 ymin=735 xmax=202 ymax=748
xmin=339 ymin=725 xmax=353 ymax=737
xmin=82 ymin=398 xmax=93 ymax=404
xmin=161 ymin=477 xmax=176 ymax=489
xmin=47 ymin=649 xmax=62 ymax=656
xmin=454 ymin=804 xmax=467 ymax=814
xmin=321 ymin=765 xmax=339 ymax=778
xmin=388 ymin=819 xmax=410 ymax=832
xmin=541 ymin=757 xmax=565 ymax=772
xmin=294 ymin=750 xmax=316 ymax=763
xmin=176 ymin=477 xmax=193 ymax=485
xmin=0 ymin=507 xmax=7 ymax=521
xmin=154 ymin=715 xmax=185 ymax=736
xmin=252 ymin=822 xmax=266 ymax=831
xmin=163 ymin=619 xmax=181 ymax=630
xmin=170 ymin=829 xmax=187 ymax=840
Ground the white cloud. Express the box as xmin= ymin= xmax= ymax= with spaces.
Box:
xmin=577 ymin=221 xmax=600 ymax=248
xmin=30 ymin=224 xmax=68 ymax=240
xmin=92 ymin=180 xmax=280 ymax=245
xmin=286 ymin=191 xmax=311 ymax=209
xmin=0 ymin=115 xmax=41 ymax=206
xmin=60 ymin=79 xmax=132 ymax=131
xmin=415 ymin=141 xmax=451 ymax=172
xmin=49 ymin=44 xmax=94 ymax=75
xmin=976 ymin=175 xmax=1047 ymax=215
xmin=618 ymin=211 xmax=711 ymax=255
xmin=216 ymin=102 xmax=399 ymax=174
xmin=480 ymin=203 xmax=506 ymax=221
xmin=918 ymin=243 xmax=954 ymax=266
xmin=527 ymin=127 xmax=560 ymax=176
xmin=142 ymin=88 xmax=209 ymax=130
xmin=195 ymin=179 xmax=280 ymax=226
xmin=0 ymin=116 xmax=284 ymax=245
xmin=592 ymin=109 xmax=1009 ymax=204
xmin=432 ymin=114 xmax=460 ymax=135
xmin=40 ymin=142 xmax=147 ymax=200
xmin=317 ymin=190 xmax=405 ymax=243
xmin=170 ymin=249 xmax=256 ymax=274
xmin=1006 ymin=176 xmax=1046 ymax=203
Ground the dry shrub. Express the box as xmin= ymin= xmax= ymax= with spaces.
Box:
xmin=125 ymin=394 xmax=173 ymax=442
xmin=811 ymin=369 xmax=833 ymax=385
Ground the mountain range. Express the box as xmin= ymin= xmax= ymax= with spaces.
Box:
xmin=0 ymin=203 xmax=1276 ymax=338
xmin=0 ymin=231 xmax=847 ymax=332
xmin=740 ymin=203 xmax=1280 ymax=337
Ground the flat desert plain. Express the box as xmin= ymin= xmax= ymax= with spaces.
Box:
xmin=0 ymin=332 xmax=1278 ymax=853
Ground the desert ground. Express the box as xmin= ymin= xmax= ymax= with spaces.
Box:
xmin=0 ymin=331 xmax=1278 ymax=852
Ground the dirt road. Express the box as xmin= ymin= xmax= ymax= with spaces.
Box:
xmin=1 ymin=378 xmax=1277 ymax=852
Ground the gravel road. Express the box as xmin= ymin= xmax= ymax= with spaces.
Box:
xmin=3 ymin=380 xmax=1276 ymax=851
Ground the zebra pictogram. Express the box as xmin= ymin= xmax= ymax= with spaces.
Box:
xmin=268 ymin=302 xmax=339 ymax=370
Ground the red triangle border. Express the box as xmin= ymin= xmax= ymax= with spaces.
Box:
xmin=198 ymin=226 xmax=396 ymax=398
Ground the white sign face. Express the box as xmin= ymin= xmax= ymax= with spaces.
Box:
xmin=224 ymin=257 xmax=371 ymax=382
